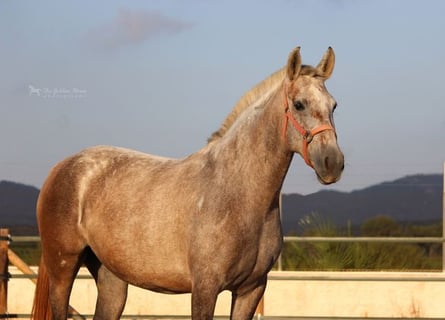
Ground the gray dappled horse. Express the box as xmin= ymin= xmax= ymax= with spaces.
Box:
xmin=32 ymin=46 xmax=344 ymax=320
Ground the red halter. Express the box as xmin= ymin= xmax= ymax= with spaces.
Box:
xmin=282 ymin=87 xmax=335 ymax=168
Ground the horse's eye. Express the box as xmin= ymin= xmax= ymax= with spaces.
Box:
xmin=293 ymin=101 xmax=305 ymax=111
xmin=333 ymin=102 xmax=337 ymax=111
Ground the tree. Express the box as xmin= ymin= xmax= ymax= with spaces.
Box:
xmin=361 ymin=215 xmax=400 ymax=236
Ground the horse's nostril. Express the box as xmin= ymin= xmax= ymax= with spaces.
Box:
xmin=324 ymin=156 xmax=330 ymax=170
xmin=324 ymin=154 xmax=343 ymax=172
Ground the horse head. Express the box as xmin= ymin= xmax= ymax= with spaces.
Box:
xmin=282 ymin=47 xmax=344 ymax=184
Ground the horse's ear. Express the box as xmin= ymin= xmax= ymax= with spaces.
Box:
xmin=316 ymin=47 xmax=335 ymax=79
xmin=286 ymin=47 xmax=302 ymax=81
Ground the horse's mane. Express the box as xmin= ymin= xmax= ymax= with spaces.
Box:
xmin=207 ymin=65 xmax=319 ymax=143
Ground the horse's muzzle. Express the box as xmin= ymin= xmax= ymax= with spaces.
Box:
xmin=314 ymin=146 xmax=344 ymax=185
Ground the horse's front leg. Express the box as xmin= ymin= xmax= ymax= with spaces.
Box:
xmin=191 ymin=283 xmax=219 ymax=320
xmin=230 ymin=278 xmax=267 ymax=320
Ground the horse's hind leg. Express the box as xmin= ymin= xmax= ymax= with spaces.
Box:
xmin=94 ymin=268 xmax=128 ymax=320
xmin=84 ymin=249 xmax=128 ymax=320
xmin=42 ymin=247 xmax=87 ymax=319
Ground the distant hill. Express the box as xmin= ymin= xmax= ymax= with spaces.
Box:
xmin=0 ymin=174 xmax=443 ymax=235
xmin=0 ymin=180 xmax=39 ymax=235
xmin=282 ymin=174 xmax=443 ymax=234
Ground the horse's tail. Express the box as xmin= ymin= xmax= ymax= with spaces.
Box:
xmin=31 ymin=257 xmax=52 ymax=320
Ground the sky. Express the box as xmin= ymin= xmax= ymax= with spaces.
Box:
xmin=1 ymin=0 xmax=445 ymax=195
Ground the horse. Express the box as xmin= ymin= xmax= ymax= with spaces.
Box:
xmin=32 ymin=46 xmax=344 ymax=320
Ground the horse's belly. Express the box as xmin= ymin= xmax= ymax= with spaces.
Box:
xmin=87 ymin=230 xmax=192 ymax=294
xmin=103 ymin=258 xmax=193 ymax=294
xmin=127 ymin=271 xmax=192 ymax=294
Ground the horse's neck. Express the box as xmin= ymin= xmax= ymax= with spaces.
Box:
xmin=205 ymin=86 xmax=292 ymax=207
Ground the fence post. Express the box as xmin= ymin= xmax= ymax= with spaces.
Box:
xmin=0 ymin=228 xmax=10 ymax=315
xmin=442 ymin=162 xmax=445 ymax=272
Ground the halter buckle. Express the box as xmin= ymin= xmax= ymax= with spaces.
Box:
xmin=303 ymin=131 xmax=313 ymax=143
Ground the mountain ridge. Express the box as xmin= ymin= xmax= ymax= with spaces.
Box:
xmin=281 ymin=174 xmax=442 ymax=234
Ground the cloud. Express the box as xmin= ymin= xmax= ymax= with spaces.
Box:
xmin=86 ymin=8 xmax=192 ymax=51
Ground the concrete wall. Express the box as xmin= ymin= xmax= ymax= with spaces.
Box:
xmin=7 ymin=267 xmax=445 ymax=318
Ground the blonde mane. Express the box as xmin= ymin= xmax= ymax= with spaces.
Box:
xmin=207 ymin=68 xmax=285 ymax=143
xmin=208 ymin=65 xmax=319 ymax=143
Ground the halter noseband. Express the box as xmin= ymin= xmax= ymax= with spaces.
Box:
xmin=281 ymin=87 xmax=335 ymax=168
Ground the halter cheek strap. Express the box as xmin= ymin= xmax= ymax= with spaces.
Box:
xmin=282 ymin=88 xmax=335 ymax=168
